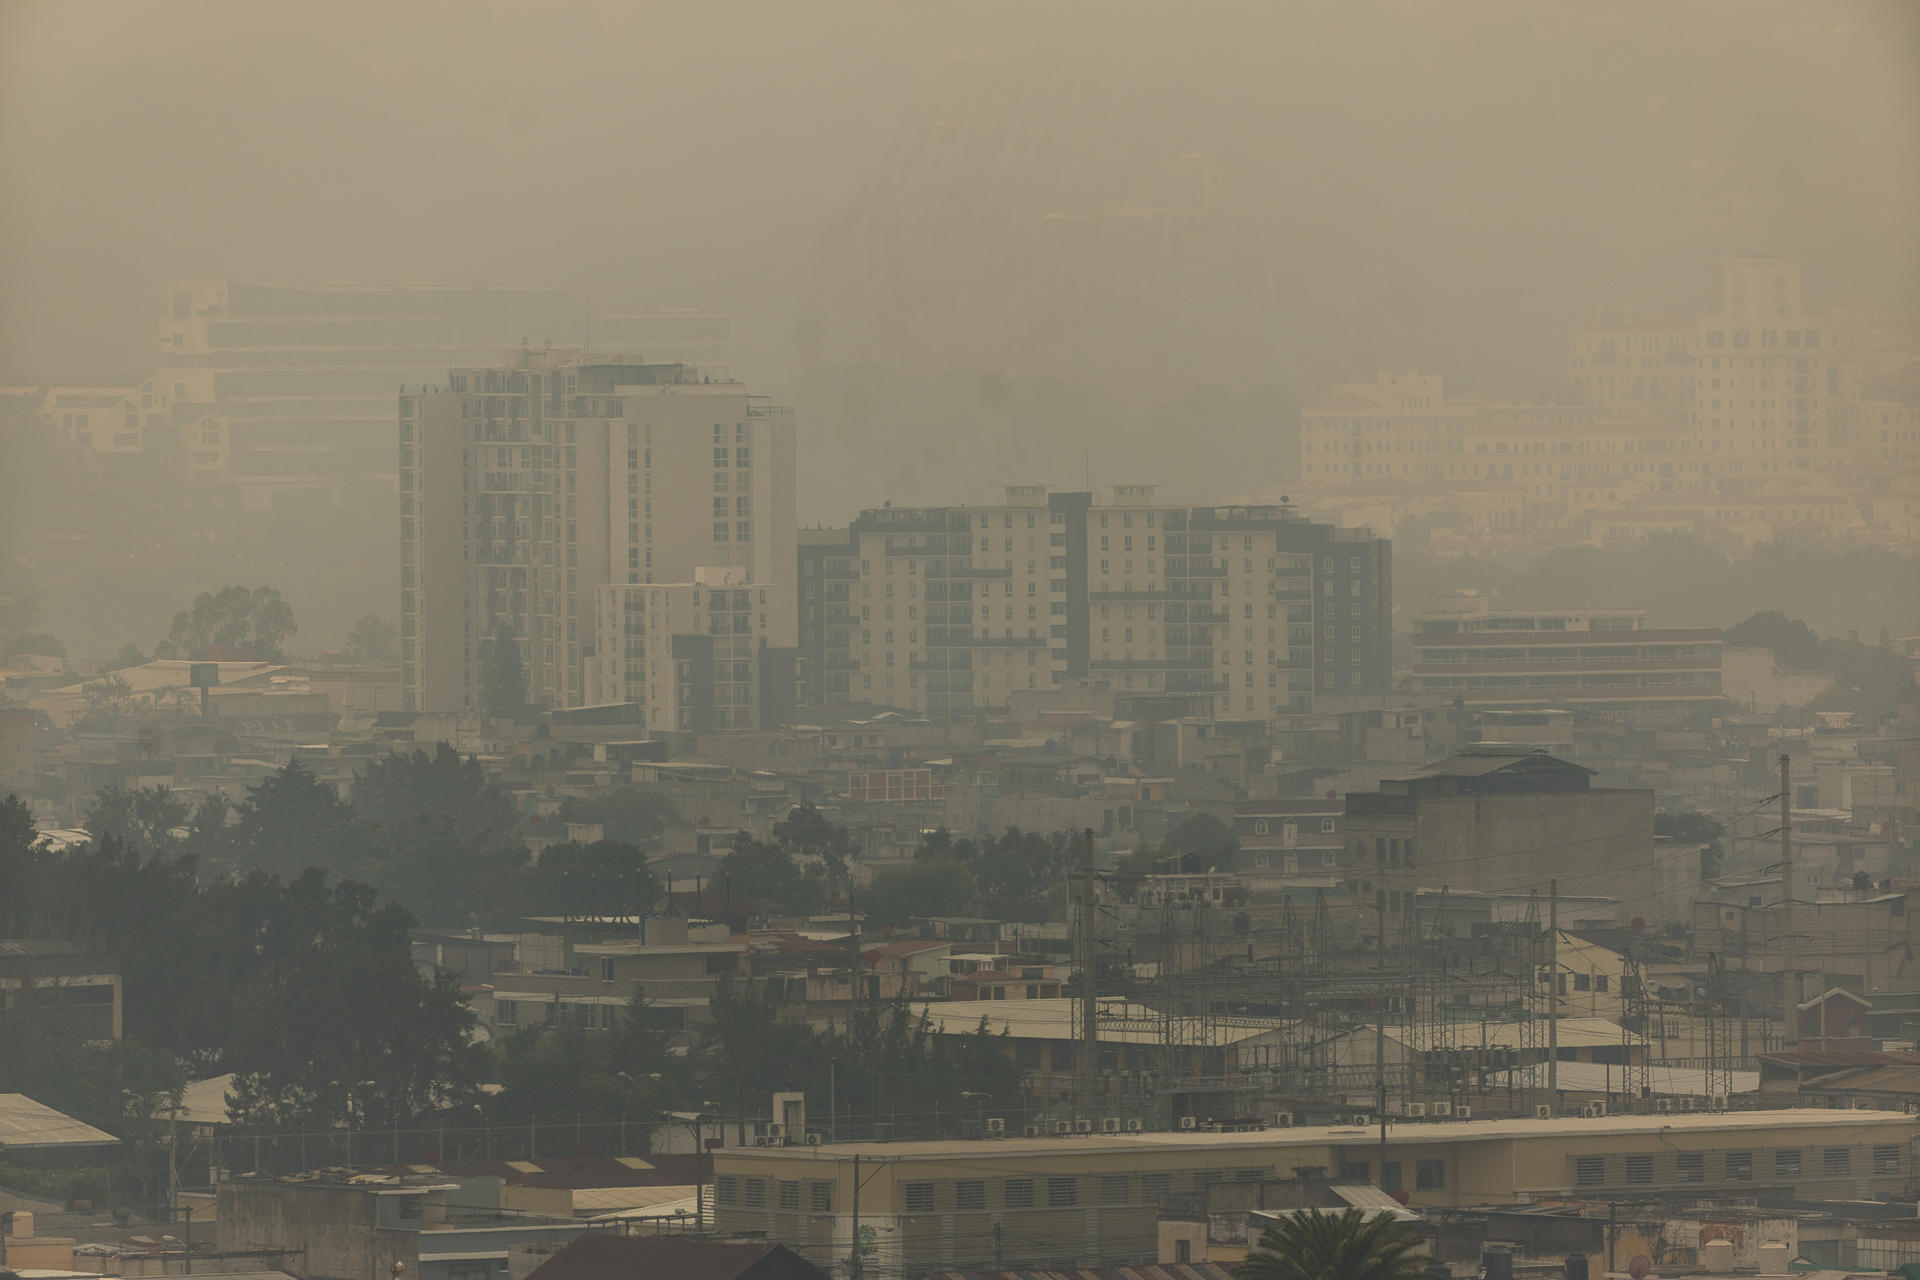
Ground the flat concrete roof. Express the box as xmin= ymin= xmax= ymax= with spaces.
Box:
xmin=715 ymin=1108 xmax=1917 ymax=1163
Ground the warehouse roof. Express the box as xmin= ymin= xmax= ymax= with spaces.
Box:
xmin=0 ymin=1094 xmax=118 ymax=1150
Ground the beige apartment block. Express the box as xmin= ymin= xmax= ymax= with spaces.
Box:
xmin=401 ymin=350 xmax=795 ymax=714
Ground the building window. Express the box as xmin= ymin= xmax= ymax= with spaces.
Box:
xmin=1048 ymin=1176 xmax=1078 ymax=1207
xmin=1724 ymin=1151 xmax=1752 ymax=1180
xmin=778 ymin=1181 xmax=799 ymax=1210
xmin=1823 ymin=1148 xmax=1851 ymax=1177
xmin=1775 ymin=1149 xmax=1801 ymax=1178
xmin=1101 ymin=1175 xmax=1128 ymax=1205
xmin=903 ymin=1182 xmax=934 ymax=1213
xmin=1874 ymin=1146 xmax=1900 ymax=1176
xmin=744 ymin=1178 xmax=766 ymax=1207
xmin=955 ymin=1180 xmax=985 ymax=1211
xmin=811 ymin=1181 xmax=833 ymax=1211
xmin=1675 ymin=1154 xmax=1703 ymax=1183
xmin=1141 ymin=1173 xmax=1170 ymax=1202
xmin=1004 ymin=1178 xmax=1034 ymax=1209
xmin=1575 ymin=1156 xmax=1605 ymax=1186
xmin=715 ymin=1176 xmax=738 ymax=1205
xmin=1415 ymin=1160 xmax=1445 ymax=1190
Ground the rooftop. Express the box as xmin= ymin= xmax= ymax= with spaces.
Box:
xmin=715 ymin=1108 xmax=1918 ymax=1163
xmin=0 ymin=1094 xmax=119 ymax=1150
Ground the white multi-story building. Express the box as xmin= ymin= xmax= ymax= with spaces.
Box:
xmin=798 ymin=486 xmax=1391 ymax=719
xmin=589 ymin=570 xmax=794 ymax=732
xmin=400 ymin=350 xmax=794 ymax=717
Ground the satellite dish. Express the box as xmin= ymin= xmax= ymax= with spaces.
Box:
xmin=1627 ymin=1256 xmax=1652 ymax=1280
xmin=1326 ymin=789 xmax=1338 ymax=800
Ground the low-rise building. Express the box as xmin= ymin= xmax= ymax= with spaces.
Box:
xmin=1410 ymin=592 xmax=1723 ymax=715
xmin=0 ymin=940 xmax=123 ymax=1040
xmin=712 ymin=1110 xmax=1918 ymax=1278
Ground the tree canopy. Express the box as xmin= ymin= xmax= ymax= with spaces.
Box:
xmin=484 ymin=626 xmax=530 ymax=713
xmin=153 ymin=585 xmax=298 ymax=662
xmin=1236 ymin=1208 xmax=1429 ymax=1280
xmin=345 ymin=613 xmax=400 ymax=665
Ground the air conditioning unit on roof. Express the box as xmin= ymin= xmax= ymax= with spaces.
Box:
xmin=1406 ymin=1103 xmax=1428 ymax=1119
xmin=985 ymin=1117 xmax=1006 ymax=1134
xmin=1179 ymin=1115 xmax=1198 ymax=1130
xmin=1533 ymin=1104 xmax=1552 ymax=1120
xmin=1432 ymin=1102 xmax=1452 ymax=1118
xmin=1101 ymin=1117 xmax=1121 ymax=1133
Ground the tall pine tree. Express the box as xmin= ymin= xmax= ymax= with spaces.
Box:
xmin=483 ymin=625 xmax=529 ymax=713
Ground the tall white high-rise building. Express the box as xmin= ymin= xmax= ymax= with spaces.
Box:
xmin=399 ymin=350 xmax=794 ymax=719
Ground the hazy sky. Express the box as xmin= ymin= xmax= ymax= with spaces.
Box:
xmin=5 ymin=0 xmax=1917 ymax=394
xmin=5 ymin=0 xmax=1919 ymax=653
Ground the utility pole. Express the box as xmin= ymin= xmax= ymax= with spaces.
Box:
xmin=1547 ymin=879 xmax=1559 ymax=1106
xmin=1078 ymin=828 xmax=1098 ymax=1120
xmin=850 ymin=1153 xmax=862 ymax=1280
xmin=1782 ymin=753 xmax=1797 ymax=1048
xmin=1376 ymin=887 xmax=1387 ymax=1186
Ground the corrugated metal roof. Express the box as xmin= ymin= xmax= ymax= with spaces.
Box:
xmin=0 ymin=1094 xmax=119 ymax=1149
xmin=914 ymin=1268 xmax=1237 ymax=1280
xmin=913 ymin=1268 xmax=1237 ymax=1280
xmin=524 ymin=1233 xmax=824 ymax=1280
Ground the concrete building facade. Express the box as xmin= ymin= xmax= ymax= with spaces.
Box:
xmin=796 ymin=487 xmax=1389 ymax=719
xmin=400 ymin=351 xmax=795 ymax=716
xmin=1409 ymin=591 xmax=1723 ymax=714
xmin=1345 ymin=749 xmax=1655 ymax=937
xmin=712 ymin=1111 xmax=1917 ymax=1278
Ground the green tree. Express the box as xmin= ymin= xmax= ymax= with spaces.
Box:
xmin=718 ymin=834 xmax=816 ymax=915
xmin=1656 ymin=808 xmax=1727 ymax=882
xmin=345 ymin=613 xmax=399 ymax=665
xmin=1814 ymin=636 xmax=1918 ymax=720
xmin=1725 ymin=610 xmax=1824 ymax=670
xmin=354 ymin=743 xmax=516 ymax=838
xmin=525 ymin=839 xmax=656 ymax=921
xmin=484 ymin=626 xmax=529 ymax=713
xmin=571 ymin=786 xmax=680 ymax=848
xmin=1236 ymin=1207 xmax=1428 ymax=1280
xmin=967 ymin=827 xmax=1079 ymax=922
xmin=1167 ymin=811 xmax=1239 ymax=870
xmin=776 ymin=804 xmax=855 ymax=883
xmin=3 ymin=632 xmax=64 ymax=660
xmin=224 ymin=872 xmax=482 ymax=1129
xmin=154 ymin=585 xmax=298 ymax=661
xmin=232 ymin=757 xmax=354 ymax=878
xmin=860 ymin=858 xmax=976 ymax=926
xmin=84 ymin=785 xmax=190 ymax=850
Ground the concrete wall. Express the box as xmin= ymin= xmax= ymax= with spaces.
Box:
xmin=217 ymin=1180 xmax=416 ymax=1280
xmin=1359 ymin=788 xmax=1653 ymax=932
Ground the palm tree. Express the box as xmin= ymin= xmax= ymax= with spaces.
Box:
xmin=1234 ymin=1207 xmax=1429 ymax=1280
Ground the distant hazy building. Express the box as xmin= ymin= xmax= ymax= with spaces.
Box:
xmin=400 ymin=351 xmax=795 ymax=716
xmin=159 ymin=278 xmax=590 ymax=503
xmin=1410 ymin=591 xmax=1723 ymax=714
xmin=1692 ymin=257 xmax=1830 ymax=486
xmin=1298 ymin=257 xmax=1919 ymax=552
xmin=796 ymin=485 xmax=1389 ymax=719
